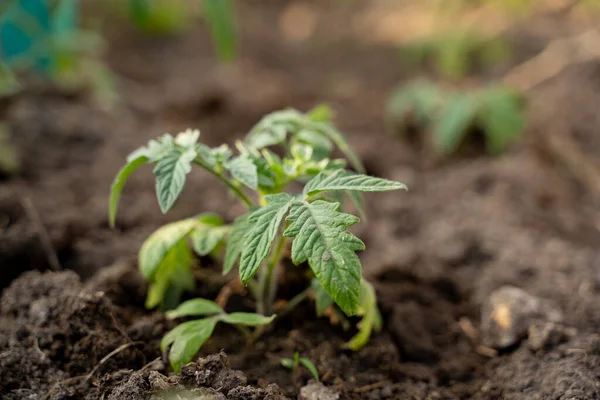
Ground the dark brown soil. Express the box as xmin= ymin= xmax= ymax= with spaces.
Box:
xmin=3 ymin=2 xmax=600 ymax=399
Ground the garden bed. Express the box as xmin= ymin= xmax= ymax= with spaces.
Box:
xmin=2 ymin=2 xmax=600 ymax=399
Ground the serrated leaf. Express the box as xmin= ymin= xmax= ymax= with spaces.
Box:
xmin=165 ymin=317 xmax=219 ymax=372
xmin=284 ymin=200 xmax=364 ymax=316
xmin=166 ymin=298 xmax=224 ymax=319
xmin=239 ymin=194 xmax=294 ymax=283
xmin=109 ymin=155 xmax=148 ymax=228
xmin=346 ymin=279 xmax=382 ymax=351
xmin=299 ymin=358 xmax=320 ymax=382
xmin=202 ymin=0 xmax=237 ymax=62
xmin=225 ymin=154 xmax=258 ymax=190
xmin=304 ymin=169 xmax=406 ymax=197
xmin=223 ymin=215 xmax=251 ymax=275
xmin=480 ymin=86 xmax=525 ymax=155
xmin=432 ymin=94 xmax=476 ymax=154
xmin=311 ymin=278 xmax=334 ymax=316
xmin=154 ymin=147 xmax=197 ymax=213
xmin=138 ymin=219 xmax=197 ymax=280
xmin=218 ymin=312 xmax=275 ymax=326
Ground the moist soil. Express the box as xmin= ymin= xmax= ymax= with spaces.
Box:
xmin=3 ymin=2 xmax=600 ymax=399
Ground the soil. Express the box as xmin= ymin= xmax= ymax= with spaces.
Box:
xmin=3 ymin=2 xmax=600 ymax=399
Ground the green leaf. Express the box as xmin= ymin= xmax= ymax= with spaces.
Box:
xmin=294 ymin=129 xmax=333 ymax=155
xmin=316 ymin=123 xmax=365 ymax=173
xmin=164 ymin=317 xmax=219 ymax=372
xmin=218 ymin=312 xmax=275 ymax=326
xmin=145 ymin=279 xmax=169 ymax=309
xmin=284 ymin=200 xmax=364 ymax=316
xmin=304 ymin=169 xmax=406 ymax=197
xmin=480 ymin=86 xmax=525 ymax=155
xmin=166 ymin=298 xmax=224 ymax=319
xmin=202 ymin=0 xmax=237 ymax=62
xmin=223 ymin=215 xmax=251 ymax=275
xmin=245 ymin=109 xmax=303 ymax=149
xmin=280 ymin=358 xmax=294 ymax=369
xmin=432 ymin=94 xmax=476 ymax=154
xmin=109 ymin=155 xmax=148 ymax=228
xmin=225 ymin=154 xmax=258 ymax=190
xmin=190 ymin=214 xmax=226 ymax=256
xmin=129 ymin=134 xmax=175 ymax=163
xmin=307 ymin=104 xmax=334 ymax=122
xmin=386 ymin=81 xmax=441 ymax=126
xmin=138 ymin=218 xmax=197 ymax=280
xmin=346 ymin=279 xmax=382 ymax=351
xmin=154 ymin=147 xmax=197 ymax=213
xmin=144 ymin=239 xmax=195 ymax=309
xmin=311 ymin=278 xmax=334 ymax=316
xmin=299 ymin=358 xmax=320 ymax=382
xmin=239 ymin=194 xmax=294 ymax=283
xmin=174 ymin=128 xmax=200 ymax=149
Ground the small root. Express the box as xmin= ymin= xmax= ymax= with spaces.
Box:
xmin=84 ymin=341 xmax=144 ymax=383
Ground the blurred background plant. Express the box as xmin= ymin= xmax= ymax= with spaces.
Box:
xmin=387 ymin=81 xmax=526 ymax=156
xmin=0 ymin=0 xmax=237 ymax=177
xmin=113 ymin=0 xmax=237 ymax=62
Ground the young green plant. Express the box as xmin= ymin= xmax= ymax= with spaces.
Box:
xmin=281 ymin=352 xmax=320 ymax=382
xmin=387 ymin=81 xmax=526 ymax=155
xmin=110 ymin=106 xmax=406 ymax=372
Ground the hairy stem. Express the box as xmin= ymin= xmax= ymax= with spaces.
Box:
xmin=257 ymin=233 xmax=286 ymax=316
xmin=193 ymin=159 xmax=254 ymax=208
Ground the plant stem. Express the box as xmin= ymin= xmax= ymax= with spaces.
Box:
xmin=276 ymin=287 xmax=311 ymax=319
xmin=257 ymin=233 xmax=286 ymax=315
xmin=193 ymin=159 xmax=254 ymax=208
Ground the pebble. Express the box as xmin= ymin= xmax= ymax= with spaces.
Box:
xmin=299 ymin=382 xmax=340 ymax=400
xmin=481 ymin=286 xmax=563 ymax=349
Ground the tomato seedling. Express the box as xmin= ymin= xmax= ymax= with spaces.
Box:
xmin=387 ymin=81 xmax=526 ymax=155
xmin=110 ymin=105 xmax=406 ymax=372
xmin=281 ymin=352 xmax=319 ymax=382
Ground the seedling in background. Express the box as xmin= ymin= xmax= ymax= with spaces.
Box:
xmin=281 ymin=352 xmax=320 ymax=382
xmin=399 ymin=30 xmax=511 ymax=80
xmin=387 ymin=81 xmax=526 ymax=155
xmin=0 ymin=0 xmax=116 ymax=107
xmin=122 ymin=0 xmax=237 ymax=62
xmin=110 ymin=105 xmax=406 ymax=372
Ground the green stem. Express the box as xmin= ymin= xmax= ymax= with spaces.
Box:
xmin=193 ymin=159 xmax=254 ymax=208
xmin=257 ymin=233 xmax=286 ymax=315
xmin=276 ymin=287 xmax=311 ymax=320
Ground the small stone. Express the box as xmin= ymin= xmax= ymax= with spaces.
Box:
xmin=481 ymin=286 xmax=563 ymax=349
xmin=299 ymin=382 xmax=340 ymax=400
xmin=527 ymin=321 xmax=575 ymax=351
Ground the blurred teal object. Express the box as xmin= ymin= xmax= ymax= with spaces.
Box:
xmin=0 ymin=0 xmax=78 ymax=75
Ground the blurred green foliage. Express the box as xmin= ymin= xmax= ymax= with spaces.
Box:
xmin=0 ymin=0 xmax=114 ymax=105
xmin=399 ymin=30 xmax=511 ymax=80
xmin=121 ymin=0 xmax=237 ymax=62
xmin=387 ymin=81 xmax=526 ymax=155
xmin=0 ymin=124 xmax=20 ymax=176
